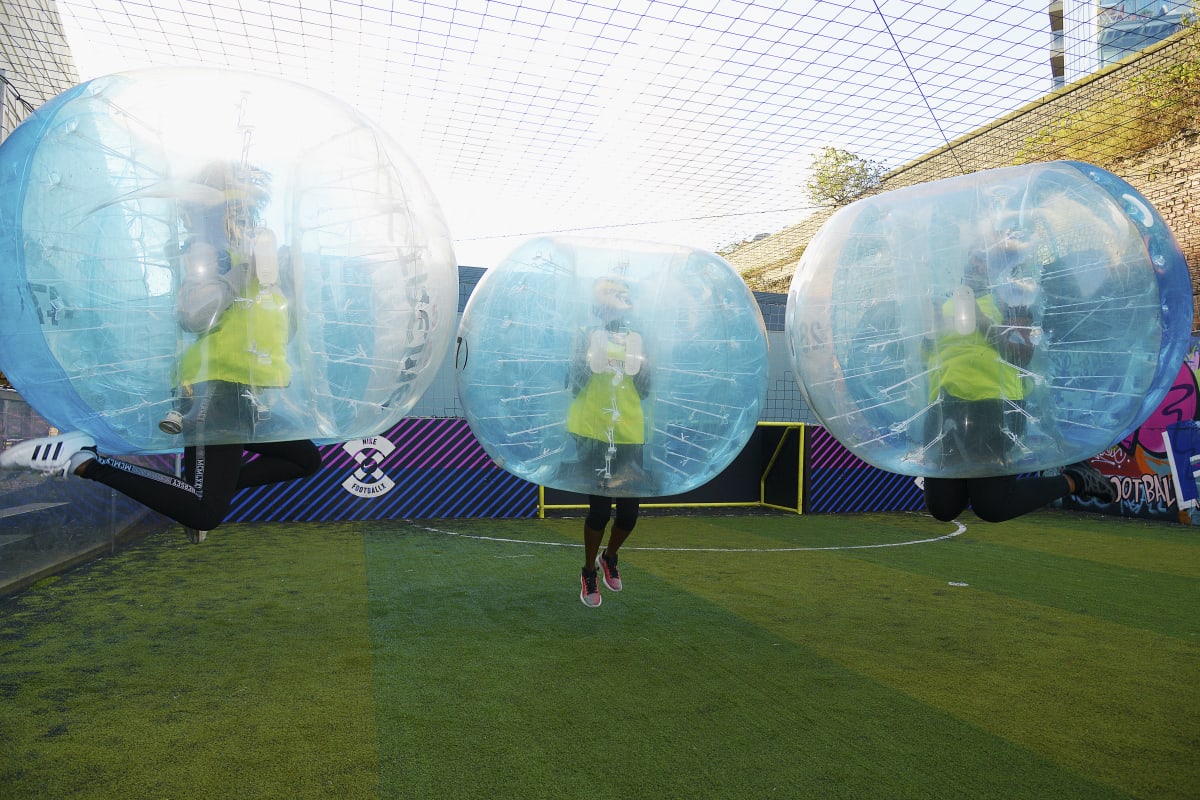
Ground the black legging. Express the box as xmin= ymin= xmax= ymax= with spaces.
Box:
xmin=79 ymin=439 xmax=321 ymax=531
xmin=923 ymin=473 xmax=1072 ymax=523
xmin=586 ymin=494 xmax=640 ymax=533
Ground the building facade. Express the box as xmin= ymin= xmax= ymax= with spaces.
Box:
xmin=0 ymin=0 xmax=79 ymax=139
xmin=1056 ymin=0 xmax=1195 ymax=85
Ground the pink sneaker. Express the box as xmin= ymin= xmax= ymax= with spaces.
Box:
xmin=596 ymin=551 xmax=622 ymax=592
xmin=580 ymin=568 xmax=602 ymax=607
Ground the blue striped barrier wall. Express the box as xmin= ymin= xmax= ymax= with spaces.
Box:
xmin=805 ymin=426 xmax=925 ymax=514
xmin=226 ymin=418 xmax=538 ymax=522
xmin=223 ymin=417 xmax=928 ymax=522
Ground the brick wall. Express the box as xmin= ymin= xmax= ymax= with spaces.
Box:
xmin=733 ymin=29 xmax=1200 ymax=308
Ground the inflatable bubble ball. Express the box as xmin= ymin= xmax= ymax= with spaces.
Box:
xmin=786 ymin=161 xmax=1193 ymax=479
xmin=457 ymin=236 xmax=769 ymax=497
xmin=0 ymin=67 xmax=458 ymax=454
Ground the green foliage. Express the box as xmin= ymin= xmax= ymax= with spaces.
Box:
xmin=1016 ymin=22 xmax=1200 ymax=166
xmin=1130 ymin=24 xmax=1200 ymax=128
xmin=805 ymin=146 xmax=885 ymax=207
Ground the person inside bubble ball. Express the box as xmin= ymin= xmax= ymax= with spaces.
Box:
xmin=565 ymin=274 xmax=651 ymax=607
xmin=919 ymin=232 xmax=1116 ymax=522
xmin=0 ymin=160 xmax=321 ymax=543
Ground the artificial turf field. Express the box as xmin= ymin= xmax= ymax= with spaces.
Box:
xmin=0 ymin=508 xmax=1197 ymax=799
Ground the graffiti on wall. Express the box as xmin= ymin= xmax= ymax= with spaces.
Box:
xmin=1079 ymin=337 xmax=1200 ymax=523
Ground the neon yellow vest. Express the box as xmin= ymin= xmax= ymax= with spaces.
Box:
xmin=566 ymin=334 xmax=645 ymax=444
xmin=178 ymin=281 xmax=291 ymax=389
xmin=928 ymin=294 xmax=1025 ymax=401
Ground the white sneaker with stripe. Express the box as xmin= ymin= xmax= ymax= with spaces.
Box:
xmin=0 ymin=431 xmax=96 ymax=477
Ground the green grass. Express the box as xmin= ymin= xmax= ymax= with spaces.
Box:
xmin=2 ymin=510 xmax=1197 ymax=799
xmin=0 ymin=523 xmax=380 ymax=798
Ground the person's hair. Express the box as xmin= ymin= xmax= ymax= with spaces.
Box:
xmin=187 ymin=160 xmax=271 ymax=240
xmin=192 ymin=160 xmax=271 ymax=200
xmin=593 ymin=275 xmax=630 ymax=294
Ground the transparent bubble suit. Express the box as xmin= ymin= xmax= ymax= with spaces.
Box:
xmin=0 ymin=68 xmax=457 ymax=454
xmin=786 ymin=161 xmax=1193 ymax=478
xmin=457 ymin=237 xmax=769 ymax=497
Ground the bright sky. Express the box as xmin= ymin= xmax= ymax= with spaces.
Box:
xmin=54 ymin=0 xmax=1062 ymax=267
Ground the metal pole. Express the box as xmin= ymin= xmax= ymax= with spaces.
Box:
xmin=0 ymin=69 xmax=8 ymax=141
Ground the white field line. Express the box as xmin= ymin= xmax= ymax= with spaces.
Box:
xmin=409 ymin=515 xmax=966 ymax=553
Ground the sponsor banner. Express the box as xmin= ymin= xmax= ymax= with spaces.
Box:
xmin=227 ymin=417 xmax=537 ymax=522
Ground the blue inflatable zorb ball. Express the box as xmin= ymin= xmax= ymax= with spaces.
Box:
xmin=0 ymin=67 xmax=457 ymax=454
xmin=457 ymin=237 xmax=769 ymax=497
xmin=786 ymin=161 xmax=1193 ymax=479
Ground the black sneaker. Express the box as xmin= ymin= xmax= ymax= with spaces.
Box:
xmin=1062 ymin=461 xmax=1116 ymax=503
